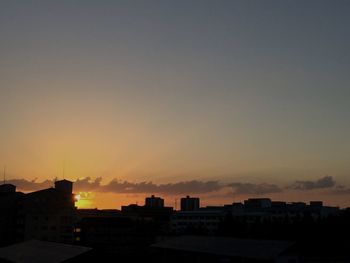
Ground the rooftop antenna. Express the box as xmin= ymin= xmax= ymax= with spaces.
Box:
xmin=62 ymin=160 xmax=66 ymax=180
xmin=3 ymin=166 xmax=5 ymax=184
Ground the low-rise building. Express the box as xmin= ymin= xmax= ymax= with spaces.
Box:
xmin=171 ymin=210 xmax=224 ymax=234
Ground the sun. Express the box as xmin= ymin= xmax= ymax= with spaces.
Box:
xmin=74 ymin=194 xmax=81 ymax=202
xmin=74 ymin=192 xmax=94 ymax=209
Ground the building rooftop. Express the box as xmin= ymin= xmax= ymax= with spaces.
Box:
xmin=0 ymin=240 xmax=91 ymax=263
xmin=151 ymin=235 xmax=295 ymax=260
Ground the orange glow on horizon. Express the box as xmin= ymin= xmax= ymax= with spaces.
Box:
xmin=75 ymin=192 xmax=95 ymax=209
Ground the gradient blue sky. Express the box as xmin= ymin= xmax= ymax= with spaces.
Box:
xmin=1 ymin=1 xmax=350 ymax=207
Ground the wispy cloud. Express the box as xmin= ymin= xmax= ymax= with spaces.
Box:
xmin=7 ymin=175 xmax=347 ymax=196
xmin=288 ymin=176 xmax=335 ymax=190
xmin=327 ymin=185 xmax=350 ymax=195
xmin=228 ymin=182 xmax=282 ymax=195
xmin=7 ymin=178 xmax=53 ymax=191
xmin=75 ymin=177 xmax=102 ymax=191
xmin=100 ymin=180 xmax=222 ymax=194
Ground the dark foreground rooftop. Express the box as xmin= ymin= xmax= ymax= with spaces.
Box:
xmin=152 ymin=235 xmax=295 ymax=261
xmin=0 ymin=240 xmax=92 ymax=263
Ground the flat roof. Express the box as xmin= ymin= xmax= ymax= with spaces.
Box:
xmin=151 ymin=235 xmax=294 ymax=260
xmin=0 ymin=240 xmax=91 ymax=263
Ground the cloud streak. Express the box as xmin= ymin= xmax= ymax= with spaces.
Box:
xmin=6 ymin=178 xmax=53 ymax=191
xmin=327 ymin=185 xmax=350 ymax=195
xmin=288 ymin=176 xmax=335 ymax=190
xmin=6 ymin=175 xmax=347 ymax=196
xmin=228 ymin=182 xmax=282 ymax=195
xmin=100 ymin=180 xmax=222 ymax=195
xmin=75 ymin=177 xmax=102 ymax=191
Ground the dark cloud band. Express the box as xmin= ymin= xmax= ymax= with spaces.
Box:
xmin=288 ymin=176 xmax=335 ymax=190
xmin=6 ymin=175 xmax=346 ymax=196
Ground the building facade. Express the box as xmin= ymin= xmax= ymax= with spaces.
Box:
xmin=145 ymin=195 xmax=164 ymax=208
xmin=16 ymin=180 xmax=77 ymax=244
xmin=180 ymin=196 xmax=200 ymax=211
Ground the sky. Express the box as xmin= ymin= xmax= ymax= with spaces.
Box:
xmin=1 ymin=0 xmax=350 ymax=208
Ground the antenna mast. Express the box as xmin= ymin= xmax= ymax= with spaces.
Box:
xmin=62 ymin=160 xmax=65 ymax=180
xmin=3 ymin=166 xmax=6 ymax=184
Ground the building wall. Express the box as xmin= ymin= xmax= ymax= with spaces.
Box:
xmin=0 ymin=192 xmax=24 ymax=246
xmin=171 ymin=211 xmax=223 ymax=234
xmin=16 ymin=188 xmax=76 ymax=244
xmin=145 ymin=195 xmax=164 ymax=208
xmin=180 ymin=196 xmax=200 ymax=211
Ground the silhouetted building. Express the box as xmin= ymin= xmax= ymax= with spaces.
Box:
xmin=76 ymin=210 xmax=168 ymax=259
xmin=121 ymin=195 xmax=173 ymax=222
xmin=172 ymin=198 xmax=341 ymax=235
xmin=16 ymin=179 xmax=77 ymax=244
xmin=244 ymin=198 xmax=272 ymax=209
xmin=77 ymin=208 xmax=121 ymax=219
xmin=54 ymin=179 xmax=73 ymax=194
xmin=0 ymin=185 xmax=24 ymax=246
xmin=0 ymin=184 xmax=16 ymax=194
xmin=145 ymin=195 xmax=164 ymax=208
xmin=224 ymin=202 xmax=245 ymax=214
xmin=75 ymin=209 xmax=124 ymax=243
xmin=121 ymin=204 xmax=173 ymax=222
xmin=171 ymin=210 xmax=224 ymax=234
xmin=180 ymin=195 xmax=200 ymax=211
xmin=77 ymin=216 xmax=136 ymax=246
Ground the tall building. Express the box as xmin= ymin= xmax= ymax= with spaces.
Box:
xmin=0 ymin=184 xmax=24 ymax=246
xmin=145 ymin=195 xmax=164 ymax=208
xmin=16 ymin=179 xmax=77 ymax=244
xmin=180 ymin=196 xmax=200 ymax=211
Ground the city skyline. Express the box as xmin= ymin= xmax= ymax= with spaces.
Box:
xmin=3 ymin=174 xmax=349 ymax=209
xmin=2 ymin=177 xmax=346 ymax=262
xmin=2 ymin=176 xmax=345 ymax=210
xmin=1 ymin=1 xmax=350 ymax=209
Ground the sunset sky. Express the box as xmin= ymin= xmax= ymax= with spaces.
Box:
xmin=1 ymin=1 xmax=350 ymax=208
